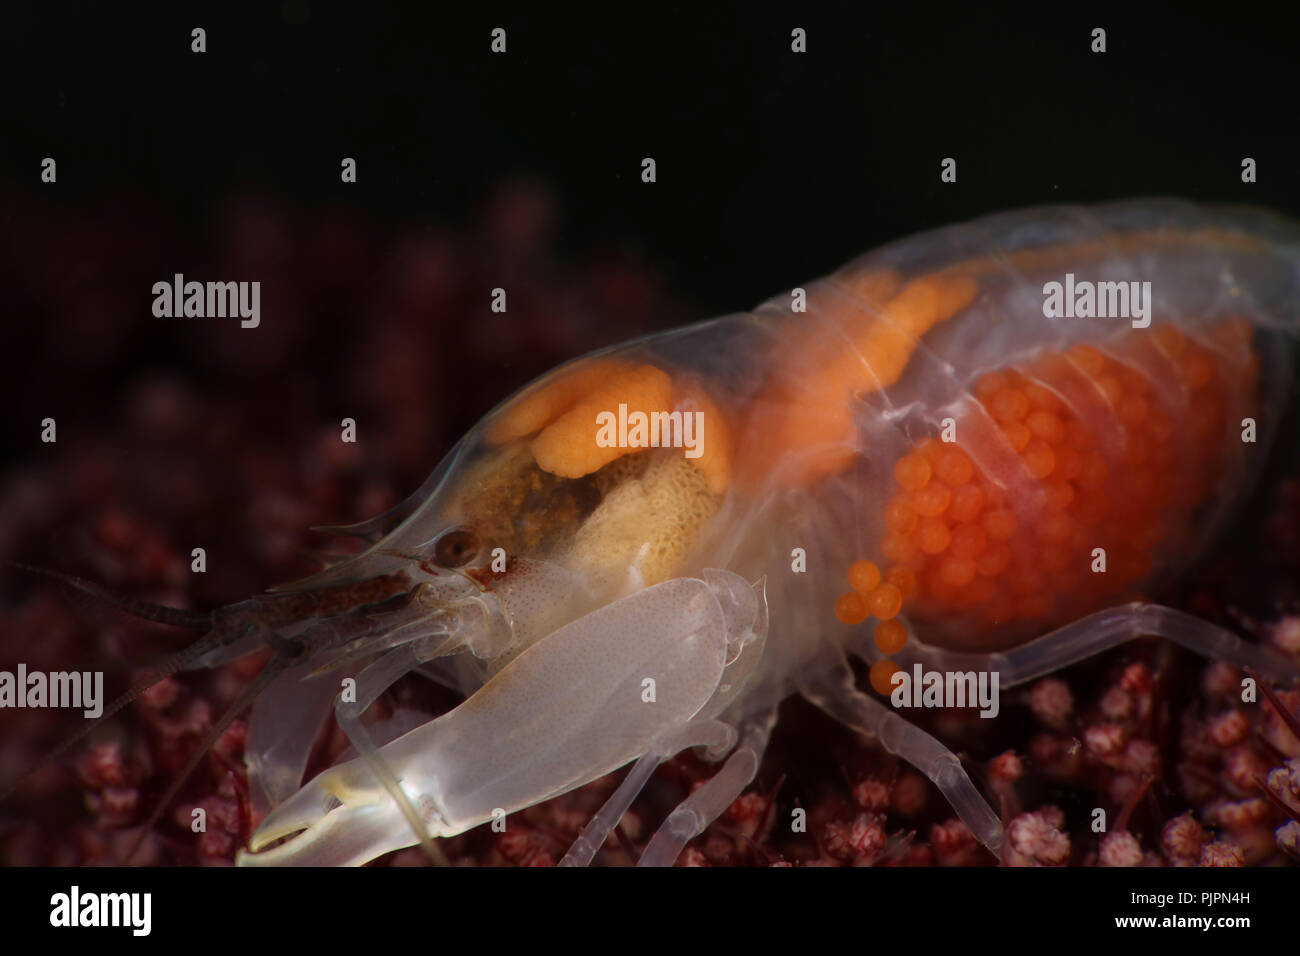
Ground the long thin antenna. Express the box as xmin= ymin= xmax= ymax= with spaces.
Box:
xmin=8 ymin=562 xmax=213 ymax=630
xmin=0 ymin=631 xmax=225 ymax=803
xmin=0 ymin=562 xmax=227 ymax=802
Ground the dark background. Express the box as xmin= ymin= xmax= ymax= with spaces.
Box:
xmin=4 ymin=4 xmax=1300 ymax=467
xmin=7 ymin=4 xmax=1300 ymax=312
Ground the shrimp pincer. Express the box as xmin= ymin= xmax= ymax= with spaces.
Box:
xmin=243 ymin=570 xmax=765 ymax=865
xmin=12 ymin=198 xmax=1300 ymax=866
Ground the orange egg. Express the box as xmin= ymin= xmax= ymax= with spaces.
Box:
xmin=949 ymin=522 xmax=988 ymax=559
xmin=869 ymin=660 xmax=902 ymax=696
xmin=834 ymin=592 xmax=868 ymax=625
xmin=866 ymin=582 xmax=904 ymax=619
xmin=881 ymin=532 xmax=919 ymax=564
xmin=1025 ymin=410 xmax=1065 ymax=444
xmin=934 ymin=446 xmax=974 ymax=486
xmin=1001 ymin=421 xmax=1032 ymax=452
xmin=912 ymin=481 xmax=952 ymax=518
xmin=893 ymin=453 xmax=932 ymax=492
xmin=938 ymin=556 xmax=977 ymax=588
xmin=949 ymin=483 xmax=986 ymax=522
xmin=847 ymin=559 xmax=881 ymax=594
xmin=990 ymin=388 xmax=1030 ymax=423
xmin=885 ymin=497 xmax=919 ymax=534
xmin=982 ymin=508 xmax=1018 ymax=541
xmin=915 ymin=518 xmax=952 ymax=555
xmin=1023 ymin=441 xmax=1056 ymax=479
xmin=873 ymin=619 xmax=908 ymax=654
xmin=883 ymin=565 xmax=919 ymax=599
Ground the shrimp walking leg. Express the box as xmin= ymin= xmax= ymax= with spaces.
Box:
xmin=559 ymin=719 xmax=737 ymax=867
xmin=334 ymin=644 xmax=451 ymax=865
xmin=637 ymin=706 xmax=778 ymax=867
xmin=245 ymin=663 xmax=339 ymax=812
xmin=801 ymin=660 xmax=1005 ymax=856
xmin=890 ymin=603 xmax=1299 ymax=689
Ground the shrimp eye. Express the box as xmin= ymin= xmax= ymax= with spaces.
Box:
xmin=434 ymin=528 xmax=479 ymax=568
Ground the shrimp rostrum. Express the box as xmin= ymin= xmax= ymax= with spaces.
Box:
xmin=25 ymin=198 xmax=1300 ymax=866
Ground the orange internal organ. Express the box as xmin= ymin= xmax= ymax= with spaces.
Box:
xmin=738 ymin=271 xmax=978 ymax=489
xmin=857 ymin=319 xmax=1254 ymax=646
xmin=530 ymin=364 xmax=675 ymax=478
xmin=673 ymin=379 xmax=732 ymax=494
xmin=486 ymin=358 xmax=639 ymax=444
xmin=489 ymin=358 xmax=733 ymax=492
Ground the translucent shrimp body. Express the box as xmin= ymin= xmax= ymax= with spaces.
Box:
xmin=235 ymin=199 xmax=1300 ymax=866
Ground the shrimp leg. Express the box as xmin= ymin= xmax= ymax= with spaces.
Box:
xmin=559 ymin=719 xmax=737 ymax=867
xmin=245 ymin=662 xmax=340 ymax=813
xmin=333 ymin=643 xmax=453 ymax=865
xmin=800 ymin=658 xmax=1005 ymax=856
xmin=637 ymin=706 xmax=778 ymax=867
xmin=886 ymin=603 xmax=1299 ymax=688
xmin=245 ymin=596 xmax=453 ymax=815
xmin=240 ymin=574 xmax=740 ymax=866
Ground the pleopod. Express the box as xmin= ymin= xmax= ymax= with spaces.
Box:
xmin=12 ymin=198 xmax=1300 ymax=865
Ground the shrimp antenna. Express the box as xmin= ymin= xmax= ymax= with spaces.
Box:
xmin=7 ymin=561 xmax=214 ymax=630
xmin=0 ymin=629 xmax=229 ymax=804
xmin=0 ymin=562 xmax=224 ymax=804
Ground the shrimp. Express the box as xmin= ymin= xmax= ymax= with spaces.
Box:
xmin=13 ymin=198 xmax=1300 ymax=866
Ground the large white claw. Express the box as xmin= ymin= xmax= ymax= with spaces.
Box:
xmin=239 ymin=765 xmax=413 ymax=866
xmin=240 ymin=573 xmax=748 ymax=866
